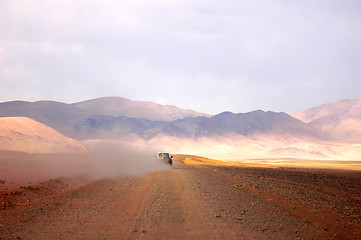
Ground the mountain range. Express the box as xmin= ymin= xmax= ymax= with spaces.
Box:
xmin=0 ymin=97 xmax=209 ymax=138
xmin=1 ymin=95 xmax=361 ymax=159
xmin=0 ymin=97 xmax=323 ymax=141
xmin=74 ymin=110 xmax=323 ymax=140
xmin=74 ymin=97 xmax=210 ymax=121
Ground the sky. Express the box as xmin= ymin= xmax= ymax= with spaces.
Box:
xmin=1 ymin=0 xmax=360 ymax=115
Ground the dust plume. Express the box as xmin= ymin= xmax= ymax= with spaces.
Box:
xmin=0 ymin=141 xmax=171 ymax=188
xmin=85 ymin=140 xmax=171 ymax=179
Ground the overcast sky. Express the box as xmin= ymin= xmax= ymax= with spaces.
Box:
xmin=1 ymin=0 xmax=360 ymax=114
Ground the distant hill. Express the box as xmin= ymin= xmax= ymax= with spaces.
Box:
xmin=74 ymin=115 xmax=164 ymax=139
xmin=182 ymin=110 xmax=320 ymax=137
xmin=75 ymin=110 xmax=322 ymax=140
xmin=0 ymin=97 xmax=209 ymax=138
xmin=154 ymin=110 xmax=322 ymax=139
xmin=3 ymin=96 xmax=358 ymax=143
xmin=292 ymin=96 xmax=361 ymax=142
xmin=0 ymin=117 xmax=86 ymax=153
xmin=73 ymin=97 xmax=210 ymax=121
xmin=0 ymin=100 xmax=89 ymax=137
xmin=2 ymin=96 xmax=360 ymax=160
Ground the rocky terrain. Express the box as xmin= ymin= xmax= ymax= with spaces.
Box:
xmin=1 ymin=156 xmax=360 ymax=239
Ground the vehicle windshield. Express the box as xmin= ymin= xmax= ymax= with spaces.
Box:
xmin=158 ymin=153 xmax=170 ymax=157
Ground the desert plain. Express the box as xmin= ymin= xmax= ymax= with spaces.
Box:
xmin=1 ymin=151 xmax=361 ymax=239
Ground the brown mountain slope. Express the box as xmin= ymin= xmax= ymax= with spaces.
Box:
xmin=73 ymin=97 xmax=210 ymax=121
xmin=0 ymin=117 xmax=86 ymax=153
xmin=292 ymin=96 xmax=361 ymax=123
xmin=291 ymin=96 xmax=361 ymax=142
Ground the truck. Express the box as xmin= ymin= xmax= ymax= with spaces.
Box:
xmin=156 ymin=152 xmax=173 ymax=165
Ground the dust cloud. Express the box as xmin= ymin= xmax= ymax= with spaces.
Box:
xmin=0 ymin=141 xmax=172 ymax=188
xmin=85 ymin=140 xmax=172 ymax=179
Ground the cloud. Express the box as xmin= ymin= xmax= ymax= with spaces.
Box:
xmin=1 ymin=0 xmax=361 ymax=113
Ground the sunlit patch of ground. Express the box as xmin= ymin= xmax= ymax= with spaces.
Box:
xmin=237 ymin=159 xmax=361 ymax=171
xmin=179 ymin=155 xmax=276 ymax=168
xmin=178 ymin=155 xmax=361 ymax=171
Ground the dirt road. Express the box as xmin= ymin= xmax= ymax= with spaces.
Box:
xmin=1 ymin=156 xmax=361 ymax=239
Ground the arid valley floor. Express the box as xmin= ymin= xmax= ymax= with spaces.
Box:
xmin=1 ymin=154 xmax=361 ymax=239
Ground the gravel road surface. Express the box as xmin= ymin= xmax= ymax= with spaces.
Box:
xmin=1 ymin=155 xmax=361 ymax=239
